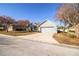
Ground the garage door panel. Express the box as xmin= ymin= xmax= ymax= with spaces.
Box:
xmin=41 ymin=28 xmax=56 ymax=33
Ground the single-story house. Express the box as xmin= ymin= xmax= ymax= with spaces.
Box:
xmin=7 ymin=24 xmax=13 ymax=31
xmin=28 ymin=23 xmax=38 ymax=32
xmin=0 ymin=23 xmax=37 ymax=32
xmin=12 ymin=24 xmax=28 ymax=31
xmin=38 ymin=20 xmax=57 ymax=33
xmin=0 ymin=24 xmax=7 ymax=31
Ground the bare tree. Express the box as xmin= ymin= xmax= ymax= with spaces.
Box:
xmin=2 ymin=15 xmax=15 ymax=24
xmin=17 ymin=20 xmax=30 ymax=26
xmin=56 ymin=4 xmax=79 ymax=27
xmin=0 ymin=15 xmax=15 ymax=32
xmin=56 ymin=4 xmax=79 ymax=32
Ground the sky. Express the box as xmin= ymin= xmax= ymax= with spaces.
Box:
xmin=0 ymin=3 xmax=61 ymax=25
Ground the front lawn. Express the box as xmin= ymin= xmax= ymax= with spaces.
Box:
xmin=0 ymin=31 xmax=37 ymax=36
xmin=53 ymin=32 xmax=79 ymax=46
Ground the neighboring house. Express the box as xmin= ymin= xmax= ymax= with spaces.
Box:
xmin=28 ymin=23 xmax=38 ymax=32
xmin=0 ymin=19 xmax=57 ymax=33
xmin=7 ymin=24 xmax=13 ymax=31
xmin=67 ymin=24 xmax=79 ymax=38
xmin=38 ymin=20 xmax=57 ymax=33
xmin=12 ymin=20 xmax=30 ymax=31
xmin=0 ymin=24 xmax=7 ymax=31
xmin=69 ymin=27 xmax=75 ymax=32
xmin=0 ymin=22 xmax=37 ymax=32
xmin=74 ymin=24 xmax=79 ymax=38
xmin=69 ymin=24 xmax=79 ymax=32
xmin=0 ymin=24 xmax=14 ymax=32
xmin=13 ymin=24 xmax=28 ymax=31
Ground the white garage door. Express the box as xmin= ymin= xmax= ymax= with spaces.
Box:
xmin=41 ymin=27 xmax=56 ymax=33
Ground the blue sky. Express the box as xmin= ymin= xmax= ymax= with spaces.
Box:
xmin=0 ymin=3 xmax=61 ymax=25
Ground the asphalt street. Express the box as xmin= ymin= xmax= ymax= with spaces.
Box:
xmin=0 ymin=34 xmax=79 ymax=56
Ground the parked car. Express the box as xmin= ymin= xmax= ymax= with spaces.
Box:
xmin=57 ymin=29 xmax=64 ymax=33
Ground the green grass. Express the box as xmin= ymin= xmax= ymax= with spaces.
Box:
xmin=0 ymin=31 xmax=37 ymax=36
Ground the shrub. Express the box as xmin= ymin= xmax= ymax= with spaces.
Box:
xmin=63 ymin=32 xmax=76 ymax=38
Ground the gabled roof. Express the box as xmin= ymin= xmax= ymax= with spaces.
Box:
xmin=40 ymin=20 xmax=56 ymax=27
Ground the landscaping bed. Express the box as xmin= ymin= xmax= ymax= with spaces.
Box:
xmin=53 ymin=33 xmax=79 ymax=46
xmin=0 ymin=31 xmax=37 ymax=36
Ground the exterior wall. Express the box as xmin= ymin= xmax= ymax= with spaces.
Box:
xmin=13 ymin=25 xmax=27 ymax=31
xmin=8 ymin=25 xmax=13 ymax=31
xmin=0 ymin=24 xmax=7 ymax=31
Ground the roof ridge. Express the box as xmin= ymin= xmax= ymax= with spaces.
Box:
xmin=39 ymin=20 xmax=47 ymax=26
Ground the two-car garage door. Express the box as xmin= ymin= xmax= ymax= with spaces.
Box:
xmin=41 ymin=27 xmax=56 ymax=33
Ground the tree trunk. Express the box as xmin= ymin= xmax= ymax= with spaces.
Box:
xmin=6 ymin=25 xmax=9 ymax=32
xmin=6 ymin=26 xmax=8 ymax=32
xmin=63 ymin=28 xmax=65 ymax=33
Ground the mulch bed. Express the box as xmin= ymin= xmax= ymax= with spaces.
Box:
xmin=53 ymin=33 xmax=79 ymax=46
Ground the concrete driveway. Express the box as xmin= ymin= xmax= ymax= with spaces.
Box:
xmin=17 ymin=33 xmax=58 ymax=44
xmin=0 ymin=33 xmax=79 ymax=55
